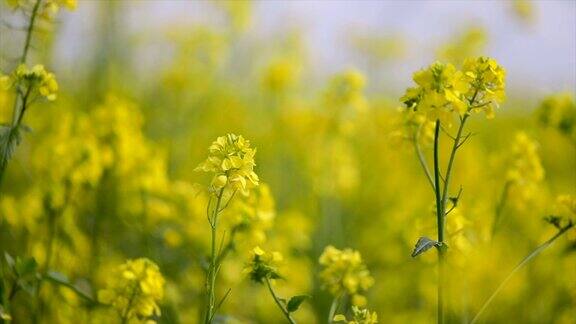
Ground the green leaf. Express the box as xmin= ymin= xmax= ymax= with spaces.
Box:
xmin=0 ymin=305 xmax=12 ymax=320
xmin=4 ymin=252 xmax=15 ymax=269
xmin=0 ymin=125 xmax=24 ymax=174
xmin=45 ymin=271 xmax=71 ymax=285
xmin=411 ymin=236 xmax=440 ymax=258
xmin=287 ymin=295 xmax=308 ymax=313
xmin=15 ymin=257 xmax=37 ymax=277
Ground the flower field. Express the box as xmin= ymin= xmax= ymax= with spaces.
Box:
xmin=0 ymin=1 xmax=575 ymax=323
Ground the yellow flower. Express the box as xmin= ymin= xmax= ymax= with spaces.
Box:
xmin=244 ymin=246 xmax=283 ymax=284
xmin=537 ymin=93 xmax=575 ymax=140
xmin=97 ymin=258 xmax=165 ymax=322
xmin=462 ymin=56 xmax=506 ymax=118
xmin=195 ymin=133 xmax=259 ymax=194
xmin=401 ymin=62 xmax=469 ymax=124
xmin=326 ymin=69 xmax=368 ymax=112
xmin=261 ymin=59 xmax=300 ymax=93
xmin=319 ymin=246 xmax=374 ymax=306
xmin=557 ymin=195 xmax=576 ymax=219
xmin=401 ymin=57 xmax=505 ymax=122
xmin=506 ymin=132 xmax=544 ymax=209
xmin=6 ymin=0 xmax=76 ymax=18
xmin=334 ymin=306 xmax=378 ymax=324
xmin=437 ymin=26 xmax=487 ymax=64
xmin=5 ymin=64 xmax=58 ymax=101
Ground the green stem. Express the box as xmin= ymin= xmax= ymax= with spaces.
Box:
xmin=414 ymin=124 xmax=435 ymax=192
xmin=440 ymin=114 xmax=469 ymax=225
xmin=120 ymin=282 xmax=139 ymax=324
xmin=0 ymin=0 xmax=41 ymax=190
xmin=265 ymin=277 xmax=297 ymax=324
xmin=470 ymin=223 xmax=574 ymax=324
xmin=21 ymin=0 xmax=42 ymax=65
xmin=327 ymin=295 xmax=341 ymax=323
xmin=204 ymin=188 xmax=225 ymax=324
xmin=433 ymin=120 xmax=444 ymax=324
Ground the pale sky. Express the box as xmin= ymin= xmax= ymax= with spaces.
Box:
xmin=53 ymin=0 xmax=576 ymax=97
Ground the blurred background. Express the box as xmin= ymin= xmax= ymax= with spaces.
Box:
xmin=1 ymin=1 xmax=575 ymax=323
xmin=55 ymin=0 xmax=576 ymax=95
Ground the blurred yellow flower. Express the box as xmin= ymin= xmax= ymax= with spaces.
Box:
xmin=319 ymin=246 xmax=374 ymax=306
xmin=244 ymin=246 xmax=283 ymax=284
xmin=506 ymin=132 xmax=544 ymax=209
xmin=334 ymin=306 xmax=378 ymax=324
xmin=4 ymin=64 xmax=58 ymax=101
xmin=537 ymin=93 xmax=576 ymax=141
xmin=98 ymin=258 xmax=165 ymax=322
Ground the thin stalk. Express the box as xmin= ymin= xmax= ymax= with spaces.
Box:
xmin=327 ymin=295 xmax=341 ymax=323
xmin=440 ymin=114 xmax=469 ymax=225
xmin=414 ymin=124 xmax=435 ymax=192
xmin=0 ymin=0 xmax=41 ymax=190
xmin=265 ymin=277 xmax=297 ymax=324
xmin=120 ymin=283 xmax=139 ymax=324
xmin=204 ymin=188 xmax=225 ymax=324
xmin=21 ymin=0 xmax=42 ymax=64
xmin=470 ymin=223 xmax=574 ymax=324
xmin=433 ymin=120 xmax=445 ymax=324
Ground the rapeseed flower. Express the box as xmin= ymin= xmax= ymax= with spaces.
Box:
xmin=319 ymin=246 xmax=374 ymax=306
xmin=244 ymin=246 xmax=283 ymax=284
xmin=195 ymin=133 xmax=259 ymax=194
xmin=3 ymin=64 xmax=58 ymax=101
xmin=98 ymin=258 xmax=165 ymax=323
xmin=333 ymin=306 xmax=378 ymax=324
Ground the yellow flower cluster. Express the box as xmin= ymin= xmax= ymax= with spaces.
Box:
xmin=537 ymin=93 xmax=575 ymax=141
xmin=401 ymin=57 xmax=505 ymax=125
xmin=334 ymin=306 xmax=378 ymax=324
xmin=222 ymin=183 xmax=275 ymax=249
xmin=6 ymin=0 xmax=76 ymax=18
xmin=244 ymin=246 xmax=283 ymax=284
xmin=98 ymin=258 xmax=165 ymax=323
xmin=557 ymin=195 xmax=576 ymax=219
xmin=462 ymin=56 xmax=506 ymax=118
xmin=506 ymin=132 xmax=544 ymax=208
xmin=261 ymin=59 xmax=301 ymax=94
xmin=319 ymin=246 xmax=374 ymax=306
xmin=437 ymin=26 xmax=487 ymax=64
xmin=1 ymin=64 xmax=58 ymax=101
xmin=326 ymin=69 xmax=368 ymax=112
xmin=195 ymin=133 xmax=259 ymax=194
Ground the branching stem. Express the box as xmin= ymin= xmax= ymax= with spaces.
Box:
xmin=265 ymin=277 xmax=297 ymax=324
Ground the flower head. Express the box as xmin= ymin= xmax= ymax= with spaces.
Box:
xmin=195 ymin=133 xmax=259 ymax=194
xmin=244 ymin=246 xmax=283 ymax=284
xmin=401 ymin=62 xmax=469 ymax=124
xmin=326 ymin=69 xmax=368 ymax=112
xmin=4 ymin=64 xmax=58 ymax=101
xmin=319 ymin=246 xmax=374 ymax=306
xmin=462 ymin=56 xmax=506 ymax=118
xmin=6 ymin=0 xmax=76 ymax=19
xmin=97 ymin=258 xmax=165 ymax=322
xmin=506 ymin=132 xmax=544 ymax=209
xmin=537 ymin=93 xmax=575 ymax=140
xmin=333 ymin=306 xmax=378 ymax=324
xmin=401 ymin=57 xmax=505 ymax=123
xmin=261 ymin=59 xmax=300 ymax=93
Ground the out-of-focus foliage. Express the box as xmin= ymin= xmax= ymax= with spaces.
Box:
xmin=0 ymin=1 xmax=575 ymax=324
